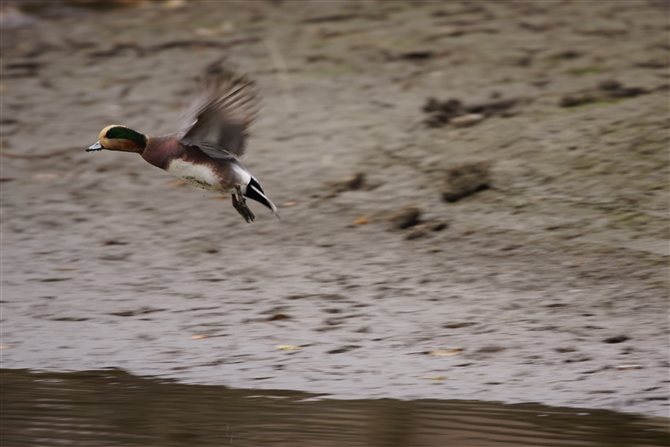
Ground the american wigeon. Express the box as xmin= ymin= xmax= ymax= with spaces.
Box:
xmin=87 ymin=62 xmax=278 ymax=223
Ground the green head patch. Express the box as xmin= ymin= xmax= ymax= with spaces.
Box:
xmin=105 ymin=126 xmax=147 ymax=148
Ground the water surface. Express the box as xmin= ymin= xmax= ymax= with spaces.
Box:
xmin=1 ymin=369 xmax=668 ymax=447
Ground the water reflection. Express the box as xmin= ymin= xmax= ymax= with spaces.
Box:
xmin=1 ymin=369 xmax=667 ymax=447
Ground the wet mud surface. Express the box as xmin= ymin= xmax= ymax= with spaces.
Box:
xmin=1 ymin=0 xmax=669 ymax=420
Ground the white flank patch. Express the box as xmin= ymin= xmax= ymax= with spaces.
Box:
xmin=166 ymin=159 xmax=223 ymax=192
xmin=232 ymin=164 xmax=251 ymax=193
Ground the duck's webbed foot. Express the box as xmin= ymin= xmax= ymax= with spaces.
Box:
xmin=232 ymin=186 xmax=255 ymax=223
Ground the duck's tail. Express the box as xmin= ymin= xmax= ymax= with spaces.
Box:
xmin=244 ymin=176 xmax=280 ymax=219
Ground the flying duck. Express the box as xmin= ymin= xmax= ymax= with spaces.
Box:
xmin=87 ymin=61 xmax=278 ymax=223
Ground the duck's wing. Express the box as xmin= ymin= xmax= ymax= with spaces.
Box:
xmin=178 ymin=62 xmax=259 ymax=159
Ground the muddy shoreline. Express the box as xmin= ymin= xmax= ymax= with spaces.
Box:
xmin=1 ymin=1 xmax=668 ymax=418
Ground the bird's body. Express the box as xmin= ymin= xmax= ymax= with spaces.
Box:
xmin=87 ymin=62 xmax=277 ymax=223
xmin=141 ymin=133 xmax=250 ymax=194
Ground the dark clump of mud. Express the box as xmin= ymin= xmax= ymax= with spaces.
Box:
xmin=422 ymin=97 xmax=522 ymax=127
xmin=389 ymin=204 xmax=422 ymax=229
xmin=441 ymin=161 xmax=490 ymax=202
xmin=560 ymin=79 xmax=651 ymax=107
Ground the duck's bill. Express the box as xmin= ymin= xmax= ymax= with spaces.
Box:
xmin=86 ymin=141 xmax=103 ymax=152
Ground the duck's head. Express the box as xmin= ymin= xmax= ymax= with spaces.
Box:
xmin=87 ymin=125 xmax=147 ymax=154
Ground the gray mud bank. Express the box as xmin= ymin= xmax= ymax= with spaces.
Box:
xmin=1 ymin=1 xmax=668 ymax=418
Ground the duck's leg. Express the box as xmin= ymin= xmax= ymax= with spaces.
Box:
xmin=232 ymin=186 xmax=255 ymax=223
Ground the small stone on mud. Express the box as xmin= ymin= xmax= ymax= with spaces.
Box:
xmin=327 ymin=345 xmax=359 ymax=354
xmin=555 ymin=346 xmax=577 ymax=353
xmin=389 ymin=205 xmax=421 ymax=229
xmin=267 ymin=313 xmax=291 ymax=321
xmin=616 ymin=364 xmax=643 ymax=370
xmin=442 ymin=161 xmax=491 ymax=202
xmin=102 ymin=240 xmax=128 ymax=246
xmin=449 ymin=113 xmax=485 ymax=127
xmin=501 ymin=244 xmax=522 ymax=251
xmin=190 ymin=334 xmax=211 ymax=340
xmin=427 ymin=221 xmax=448 ymax=232
xmin=398 ymin=50 xmax=435 ymax=60
xmin=276 ymin=345 xmax=301 ymax=350
xmin=475 ymin=345 xmax=506 ymax=354
xmin=603 ymin=335 xmax=630 ymax=344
